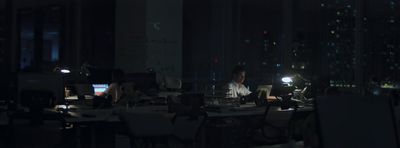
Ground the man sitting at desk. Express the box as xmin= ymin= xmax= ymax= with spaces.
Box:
xmin=225 ymin=65 xmax=251 ymax=98
xmin=99 ymin=69 xmax=125 ymax=103
xmin=99 ymin=69 xmax=150 ymax=106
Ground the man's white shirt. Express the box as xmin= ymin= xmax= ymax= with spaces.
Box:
xmin=225 ymin=81 xmax=251 ymax=98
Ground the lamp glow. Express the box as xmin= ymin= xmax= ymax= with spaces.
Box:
xmin=60 ymin=69 xmax=71 ymax=74
xmin=282 ymin=77 xmax=293 ymax=83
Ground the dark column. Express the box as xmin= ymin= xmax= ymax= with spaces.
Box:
xmin=73 ymin=0 xmax=82 ymax=68
xmin=4 ymin=0 xmax=12 ymax=72
xmin=354 ymin=0 xmax=365 ymax=93
xmin=280 ymin=0 xmax=293 ymax=71
xmin=34 ymin=9 xmax=44 ymax=70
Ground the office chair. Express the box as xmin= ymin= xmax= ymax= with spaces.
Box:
xmin=169 ymin=111 xmax=207 ymax=148
xmin=119 ymin=111 xmax=174 ymax=148
xmin=9 ymin=90 xmax=65 ymax=148
xmin=250 ymin=100 xmax=298 ymax=146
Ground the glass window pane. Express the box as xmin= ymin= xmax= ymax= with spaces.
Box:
xmin=365 ymin=0 xmax=400 ymax=88
xmin=321 ymin=0 xmax=356 ymax=88
xmin=42 ymin=6 xmax=62 ymax=62
xmin=19 ymin=10 xmax=35 ymax=70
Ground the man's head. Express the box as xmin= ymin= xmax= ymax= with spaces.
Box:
xmin=232 ymin=65 xmax=246 ymax=84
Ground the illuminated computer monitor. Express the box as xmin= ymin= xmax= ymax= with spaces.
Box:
xmin=92 ymin=84 xmax=109 ymax=96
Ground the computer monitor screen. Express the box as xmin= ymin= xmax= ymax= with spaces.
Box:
xmin=92 ymin=84 xmax=109 ymax=96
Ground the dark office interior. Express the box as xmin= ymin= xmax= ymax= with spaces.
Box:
xmin=1 ymin=0 xmax=400 ymax=148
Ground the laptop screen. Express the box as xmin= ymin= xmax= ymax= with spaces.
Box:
xmin=256 ymin=85 xmax=272 ymax=99
xmin=92 ymin=84 xmax=109 ymax=96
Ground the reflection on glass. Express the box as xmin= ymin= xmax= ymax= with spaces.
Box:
xmin=43 ymin=6 xmax=61 ymax=62
xmin=321 ymin=0 xmax=356 ymax=87
xmin=19 ymin=10 xmax=34 ymax=69
xmin=365 ymin=1 xmax=400 ymax=84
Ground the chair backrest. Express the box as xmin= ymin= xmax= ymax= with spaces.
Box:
xmin=260 ymin=101 xmax=297 ymax=140
xmin=119 ymin=112 xmax=173 ymax=137
xmin=315 ymin=95 xmax=399 ymax=148
xmin=172 ymin=113 xmax=207 ymax=141
xmin=264 ymin=101 xmax=297 ymax=128
xmin=10 ymin=118 xmax=63 ymax=148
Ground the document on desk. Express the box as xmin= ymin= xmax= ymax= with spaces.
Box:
xmin=65 ymin=109 xmax=116 ymax=123
xmin=65 ymin=95 xmax=79 ymax=100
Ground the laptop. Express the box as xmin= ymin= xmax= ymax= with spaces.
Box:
xmin=256 ymin=85 xmax=272 ymax=99
xmin=254 ymin=85 xmax=273 ymax=106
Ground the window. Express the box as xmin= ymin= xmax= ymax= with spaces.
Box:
xmin=19 ymin=9 xmax=35 ymax=69
xmin=18 ymin=6 xmax=64 ymax=71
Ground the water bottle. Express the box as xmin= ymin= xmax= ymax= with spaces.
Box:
xmin=211 ymin=71 xmax=216 ymax=96
xmin=211 ymin=84 xmax=215 ymax=96
xmin=194 ymin=72 xmax=198 ymax=92
xmin=63 ymin=101 xmax=69 ymax=114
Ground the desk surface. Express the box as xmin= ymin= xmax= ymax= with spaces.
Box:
xmin=60 ymin=106 xmax=171 ymax=123
xmin=0 ymin=103 xmax=313 ymax=126
xmin=58 ymin=104 xmax=313 ymax=123
xmin=207 ymin=105 xmax=313 ymax=118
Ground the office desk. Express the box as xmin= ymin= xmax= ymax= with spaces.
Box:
xmin=53 ymin=105 xmax=171 ymax=148
xmin=207 ymin=107 xmax=264 ymax=118
xmin=61 ymin=105 xmax=171 ymax=123
xmin=204 ymin=105 xmax=313 ymax=148
xmin=56 ymin=104 xmax=313 ymax=148
xmin=206 ymin=105 xmax=313 ymax=118
xmin=59 ymin=104 xmax=313 ymax=123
